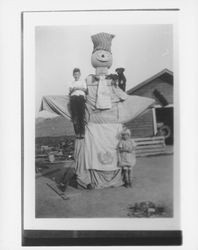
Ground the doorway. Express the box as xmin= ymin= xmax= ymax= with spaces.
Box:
xmin=155 ymin=107 xmax=173 ymax=145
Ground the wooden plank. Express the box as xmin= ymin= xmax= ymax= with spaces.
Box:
xmin=46 ymin=183 xmax=70 ymax=200
xmin=134 ymin=136 xmax=164 ymax=141
xmin=136 ymin=148 xmax=165 ymax=153
xmin=135 ymin=140 xmax=165 ymax=144
xmin=135 ymin=140 xmax=164 ymax=144
xmin=136 ymin=150 xmax=166 ymax=155
xmin=136 ymin=150 xmax=165 ymax=154
xmin=136 ymin=146 xmax=166 ymax=151
xmin=134 ymin=139 xmax=164 ymax=143
xmin=136 ymin=145 xmax=165 ymax=149
xmin=136 ymin=144 xmax=165 ymax=150
xmin=135 ymin=141 xmax=165 ymax=146
xmin=136 ymin=152 xmax=167 ymax=157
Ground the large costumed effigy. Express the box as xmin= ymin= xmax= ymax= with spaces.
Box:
xmin=40 ymin=32 xmax=155 ymax=189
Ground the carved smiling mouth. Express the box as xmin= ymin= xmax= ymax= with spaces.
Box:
xmin=96 ymin=53 xmax=109 ymax=62
xmin=97 ymin=58 xmax=109 ymax=62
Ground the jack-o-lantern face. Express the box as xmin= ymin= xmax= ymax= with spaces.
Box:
xmin=91 ymin=50 xmax=113 ymax=68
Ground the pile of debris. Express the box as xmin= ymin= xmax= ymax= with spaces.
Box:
xmin=127 ymin=201 xmax=166 ymax=218
xmin=36 ymin=136 xmax=75 ymax=162
xmin=61 ymin=139 xmax=74 ymax=160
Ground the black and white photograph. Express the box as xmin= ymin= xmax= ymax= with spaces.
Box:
xmin=35 ymin=24 xmax=175 ymax=219
xmin=23 ymin=8 xmax=180 ymax=246
xmin=1 ymin=0 xmax=198 ymax=249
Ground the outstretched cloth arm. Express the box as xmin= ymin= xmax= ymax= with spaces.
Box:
xmin=40 ymin=95 xmax=72 ymax=120
xmin=40 ymin=94 xmax=155 ymax=123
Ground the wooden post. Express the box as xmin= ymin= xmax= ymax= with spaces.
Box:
xmin=152 ymin=107 xmax=158 ymax=135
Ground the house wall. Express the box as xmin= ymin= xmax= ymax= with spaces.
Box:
xmin=125 ymin=109 xmax=154 ymax=138
xmin=126 ymin=77 xmax=173 ymax=139
xmin=132 ymin=78 xmax=173 ymax=105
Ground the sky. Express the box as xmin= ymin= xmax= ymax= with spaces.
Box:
xmin=36 ymin=25 xmax=173 ymax=117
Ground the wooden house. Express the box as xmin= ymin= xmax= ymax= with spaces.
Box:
xmin=126 ymin=68 xmax=173 ymax=145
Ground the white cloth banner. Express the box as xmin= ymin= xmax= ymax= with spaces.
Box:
xmin=84 ymin=123 xmax=123 ymax=171
xmin=95 ymin=76 xmax=112 ymax=109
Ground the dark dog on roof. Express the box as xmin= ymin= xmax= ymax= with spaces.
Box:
xmin=115 ymin=68 xmax=126 ymax=92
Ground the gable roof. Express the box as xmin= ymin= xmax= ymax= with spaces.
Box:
xmin=127 ymin=68 xmax=173 ymax=95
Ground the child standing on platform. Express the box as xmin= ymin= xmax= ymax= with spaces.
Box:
xmin=117 ymin=128 xmax=136 ymax=187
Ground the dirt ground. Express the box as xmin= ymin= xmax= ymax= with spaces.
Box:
xmin=36 ymin=154 xmax=173 ymax=218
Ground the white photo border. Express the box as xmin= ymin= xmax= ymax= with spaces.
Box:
xmin=22 ymin=9 xmax=180 ymax=232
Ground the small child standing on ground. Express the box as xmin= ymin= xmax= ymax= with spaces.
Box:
xmin=117 ymin=128 xmax=136 ymax=187
xmin=68 ymin=68 xmax=87 ymax=139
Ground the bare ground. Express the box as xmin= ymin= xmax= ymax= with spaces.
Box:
xmin=36 ymin=154 xmax=173 ymax=218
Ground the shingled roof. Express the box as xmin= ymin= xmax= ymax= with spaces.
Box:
xmin=127 ymin=68 xmax=173 ymax=95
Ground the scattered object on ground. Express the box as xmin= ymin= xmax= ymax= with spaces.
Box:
xmin=48 ymin=153 xmax=55 ymax=163
xmin=127 ymin=201 xmax=165 ymax=217
xmin=36 ymin=155 xmax=173 ymax=218
xmin=46 ymin=182 xmax=70 ymax=200
xmin=36 ymin=136 xmax=75 ymax=161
